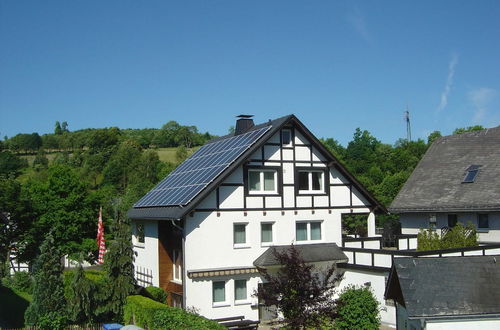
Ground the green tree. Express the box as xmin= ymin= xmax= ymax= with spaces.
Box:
xmin=0 ymin=151 xmax=28 ymax=177
xmin=453 ymin=125 xmax=484 ymax=135
xmin=66 ymin=264 xmax=99 ymax=324
xmin=25 ymin=234 xmax=67 ymax=327
xmin=54 ymin=121 xmax=63 ymax=135
xmin=335 ymin=285 xmax=380 ymax=330
xmin=97 ymin=212 xmax=136 ymax=321
xmin=21 ymin=164 xmax=100 ymax=262
xmin=427 ymin=130 xmax=442 ymax=145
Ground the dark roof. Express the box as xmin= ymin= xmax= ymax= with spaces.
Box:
xmin=385 ymin=256 xmax=500 ymax=318
xmin=390 ymin=126 xmax=500 ymax=213
xmin=253 ymin=243 xmax=348 ymax=267
xmin=128 ymin=114 xmax=386 ymax=220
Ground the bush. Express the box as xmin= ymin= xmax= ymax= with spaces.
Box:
xmin=2 ymin=271 xmax=33 ymax=294
xmin=37 ymin=311 xmax=68 ymax=330
xmin=417 ymin=222 xmax=478 ymax=251
xmin=335 ymin=285 xmax=380 ymax=330
xmin=145 ymin=286 xmax=168 ymax=304
xmin=123 ymin=295 xmax=168 ymax=329
xmin=152 ymin=307 xmax=224 ymax=330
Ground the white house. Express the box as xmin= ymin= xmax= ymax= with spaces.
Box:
xmin=127 ymin=114 xmax=386 ymax=321
xmin=389 ymin=126 xmax=500 ymax=242
xmin=385 ymin=256 xmax=500 ymax=330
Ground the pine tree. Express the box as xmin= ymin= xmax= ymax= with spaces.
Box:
xmin=24 ymin=233 xmax=67 ymax=326
xmin=97 ymin=213 xmax=136 ymax=321
xmin=67 ymin=264 xmax=97 ymax=324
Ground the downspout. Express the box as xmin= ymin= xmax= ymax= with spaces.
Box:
xmin=170 ymin=218 xmax=185 ymax=309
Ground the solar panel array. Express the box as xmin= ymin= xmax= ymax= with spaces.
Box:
xmin=134 ymin=126 xmax=271 ymax=207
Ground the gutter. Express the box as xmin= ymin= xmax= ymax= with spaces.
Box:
xmin=409 ymin=313 xmax=500 ymax=321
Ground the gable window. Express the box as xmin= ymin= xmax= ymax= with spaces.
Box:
xmin=296 ymin=221 xmax=322 ymax=241
xmin=282 ymin=129 xmax=292 ymax=146
xmin=233 ymin=223 xmax=248 ymax=248
xmin=298 ymin=170 xmax=324 ymax=193
xmin=135 ymin=222 xmax=145 ymax=245
xmin=463 ymin=165 xmax=481 ymax=183
xmin=447 ymin=214 xmax=458 ymax=227
xmin=478 ymin=214 xmax=489 ymax=229
xmin=261 ymin=222 xmax=274 ymax=245
xmin=172 ymin=249 xmax=182 ymax=283
xmin=234 ymin=279 xmax=248 ymax=302
xmin=248 ymin=169 xmax=277 ymax=194
xmin=212 ymin=281 xmax=226 ymax=304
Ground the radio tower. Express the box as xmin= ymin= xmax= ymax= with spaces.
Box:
xmin=404 ymin=107 xmax=412 ymax=141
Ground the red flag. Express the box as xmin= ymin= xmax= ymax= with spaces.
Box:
xmin=97 ymin=207 xmax=106 ymax=264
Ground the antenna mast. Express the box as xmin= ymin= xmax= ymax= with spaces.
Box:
xmin=404 ymin=107 xmax=412 ymax=141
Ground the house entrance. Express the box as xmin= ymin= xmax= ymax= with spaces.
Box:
xmin=257 ymin=283 xmax=277 ymax=321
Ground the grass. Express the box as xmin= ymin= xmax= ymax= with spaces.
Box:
xmin=0 ymin=283 xmax=32 ymax=328
xmin=155 ymin=147 xmax=198 ymax=163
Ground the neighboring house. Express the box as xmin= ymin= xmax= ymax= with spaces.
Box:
xmin=389 ymin=126 xmax=500 ymax=242
xmin=385 ymin=256 xmax=500 ymax=330
xmin=127 ymin=114 xmax=386 ymax=321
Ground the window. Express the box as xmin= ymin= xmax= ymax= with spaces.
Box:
xmin=212 ymin=281 xmax=226 ymax=304
xmin=234 ymin=279 xmax=247 ymax=302
xmin=298 ymin=170 xmax=324 ymax=193
xmin=463 ymin=165 xmax=481 ymax=183
xmin=172 ymin=249 xmax=182 ymax=283
xmin=296 ymin=221 xmax=322 ymax=241
xmin=233 ymin=223 xmax=248 ymax=247
xmin=429 ymin=213 xmax=437 ymax=229
xmin=282 ymin=129 xmax=292 ymax=145
xmin=135 ymin=222 xmax=145 ymax=244
xmin=261 ymin=223 xmax=273 ymax=244
xmin=447 ymin=214 xmax=457 ymax=227
xmin=478 ymin=214 xmax=489 ymax=229
xmin=248 ymin=169 xmax=277 ymax=194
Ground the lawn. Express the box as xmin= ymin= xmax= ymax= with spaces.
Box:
xmin=0 ymin=284 xmax=32 ymax=328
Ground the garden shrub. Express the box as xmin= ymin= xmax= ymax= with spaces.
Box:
xmin=2 ymin=271 xmax=33 ymax=294
xmin=335 ymin=285 xmax=380 ymax=330
xmin=123 ymin=295 xmax=168 ymax=329
xmin=417 ymin=222 xmax=478 ymax=251
xmin=37 ymin=311 xmax=68 ymax=330
xmin=152 ymin=307 xmax=224 ymax=330
xmin=145 ymin=285 xmax=168 ymax=304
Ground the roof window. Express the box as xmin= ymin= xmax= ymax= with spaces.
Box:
xmin=462 ymin=165 xmax=481 ymax=183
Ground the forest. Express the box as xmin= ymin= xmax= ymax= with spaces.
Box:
xmin=0 ymin=120 xmax=484 ymax=272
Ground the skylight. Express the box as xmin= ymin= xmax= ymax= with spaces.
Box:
xmin=462 ymin=165 xmax=481 ymax=183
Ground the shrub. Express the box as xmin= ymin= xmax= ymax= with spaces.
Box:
xmin=152 ymin=307 xmax=224 ymax=330
xmin=123 ymin=295 xmax=168 ymax=329
xmin=417 ymin=222 xmax=478 ymax=251
xmin=2 ymin=271 xmax=33 ymax=294
xmin=145 ymin=286 xmax=168 ymax=304
xmin=335 ymin=285 xmax=380 ymax=330
xmin=37 ymin=311 xmax=68 ymax=330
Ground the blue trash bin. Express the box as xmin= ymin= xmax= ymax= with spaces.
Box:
xmin=103 ymin=323 xmax=123 ymax=330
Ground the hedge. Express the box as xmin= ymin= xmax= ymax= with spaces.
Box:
xmin=145 ymin=286 xmax=168 ymax=304
xmin=124 ymin=295 xmax=224 ymax=330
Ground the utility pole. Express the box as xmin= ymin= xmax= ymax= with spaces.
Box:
xmin=404 ymin=107 xmax=412 ymax=141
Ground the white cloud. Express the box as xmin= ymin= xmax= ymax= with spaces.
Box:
xmin=347 ymin=8 xmax=371 ymax=43
xmin=436 ymin=53 xmax=459 ymax=113
xmin=468 ymin=87 xmax=498 ymax=123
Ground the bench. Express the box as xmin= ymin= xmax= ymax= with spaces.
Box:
xmin=212 ymin=316 xmax=260 ymax=329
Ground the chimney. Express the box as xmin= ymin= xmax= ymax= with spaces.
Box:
xmin=235 ymin=115 xmax=254 ymax=135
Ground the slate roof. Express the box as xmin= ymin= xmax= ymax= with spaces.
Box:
xmin=390 ymin=126 xmax=500 ymax=213
xmin=253 ymin=243 xmax=348 ymax=267
xmin=385 ymin=256 xmax=500 ymax=318
xmin=128 ymin=114 xmax=386 ymax=220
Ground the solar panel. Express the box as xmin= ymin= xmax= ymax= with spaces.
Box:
xmin=134 ymin=126 xmax=271 ymax=207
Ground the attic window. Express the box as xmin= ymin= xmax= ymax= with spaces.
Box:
xmin=462 ymin=165 xmax=481 ymax=183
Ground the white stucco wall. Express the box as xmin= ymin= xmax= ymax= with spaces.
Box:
xmin=341 ymin=269 xmax=396 ymax=326
xmin=400 ymin=212 xmax=500 ymax=242
xmin=132 ymin=220 xmax=159 ymax=287
xmin=426 ymin=318 xmax=500 ymax=330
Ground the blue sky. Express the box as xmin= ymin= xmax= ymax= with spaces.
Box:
xmin=1 ymin=0 xmax=499 ymax=145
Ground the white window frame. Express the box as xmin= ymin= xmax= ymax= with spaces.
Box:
xmin=282 ymin=129 xmax=292 ymax=146
xmin=233 ymin=222 xmax=250 ymax=249
xmin=234 ymin=279 xmax=250 ymax=305
xmin=212 ymin=280 xmax=229 ymax=307
xmin=134 ymin=222 xmax=145 ymax=247
xmin=295 ymin=221 xmax=323 ymax=242
xmin=298 ymin=170 xmax=325 ymax=194
xmin=248 ymin=169 xmax=278 ymax=194
xmin=260 ymin=222 xmax=274 ymax=246
xmin=172 ymin=249 xmax=182 ymax=283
